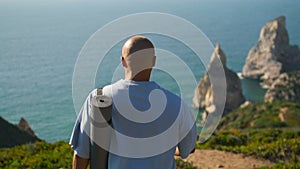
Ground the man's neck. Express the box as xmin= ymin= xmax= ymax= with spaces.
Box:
xmin=125 ymin=76 xmax=150 ymax=82
xmin=125 ymin=70 xmax=151 ymax=82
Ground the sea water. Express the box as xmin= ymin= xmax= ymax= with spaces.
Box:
xmin=0 ymin=0 xmax=299 ymax=142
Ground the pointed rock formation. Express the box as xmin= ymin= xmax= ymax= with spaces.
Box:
xmin=193 ymin=43 xmax=245 ymax=117
xmin=18 ymin=117 xmax=36 ymax=136
xmin=242 ymin=16 xmax=300 ymax=88
xmin=265 ymin=71 xmax=300 ymax=102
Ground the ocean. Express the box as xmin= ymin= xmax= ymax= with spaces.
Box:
xmin=0 ymin=0 xmax=299 ymax=142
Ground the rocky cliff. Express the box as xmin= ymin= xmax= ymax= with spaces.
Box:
xmin=0 ymin=116 xmax=41 ymax=148
xmin=193 ymin=44 xmax=245 ymax=118
xmin=265 ymin=71 xmax=300 ymax=102
xmin=242 ymin=16 xmax=300 ymax=88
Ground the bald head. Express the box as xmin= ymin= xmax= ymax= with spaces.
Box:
xmin=121 ymin=36 xmax=156 ymax=81
xmin=122 ymin=36 xmax=154 ymax=59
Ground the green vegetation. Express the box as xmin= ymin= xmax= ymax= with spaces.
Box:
xmin=0 ymin=141 xmax=196 ymax=169
xmin=2 ymin=130 xmax=299 ymax=169
xmin=206 ymin=100 xmax=300 ymax=168
xmin=176 ymin=159 xmax=196 ymax=169
xmin=218 ymin=101 xmax=300 ymax=130
xmin=197 ymin=129 xmax=300 ymax=165
xmin=0 ymin=141 xmax=72 ymax=169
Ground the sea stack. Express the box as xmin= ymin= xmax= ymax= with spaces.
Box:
xmin=242 ymin=16 xmax=300 ymax=88
xmin=265 ymin=71 xmax=300 ymax=102
xmin=193 ymin=43 xmax=245 ymax=117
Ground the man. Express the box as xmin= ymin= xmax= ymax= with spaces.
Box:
xmin=70 ymin=35 xmax=197 ymax=169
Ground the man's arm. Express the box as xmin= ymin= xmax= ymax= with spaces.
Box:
xmin=70 ymin=93 xmax=93 ymax=169
xmin=174 ymin=147 xmax=195 ymax=156
xmin=177 ymin=102 xmax=197 ymax=159
xmin=72 ymin=153 xmax=89 ymax=169
xmin=175 ymin=147 xmax=180 ymax=156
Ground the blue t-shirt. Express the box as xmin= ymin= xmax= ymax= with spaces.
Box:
xmin=70 ymin=79 xmax=197 ymax=169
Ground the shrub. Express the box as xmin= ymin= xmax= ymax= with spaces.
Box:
xmin=218 ymin=101 xmax=300 ymax=131
xmin=176 ymin=159 xmax=196 ymax=169
xmin=0 ymin=141 xmax=73 ymax=169
xmin=197 ymin=128 xmax=300 ymax=167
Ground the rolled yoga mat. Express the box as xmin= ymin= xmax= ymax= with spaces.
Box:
xmin=90 ymin=88 xmax=112 ymax=169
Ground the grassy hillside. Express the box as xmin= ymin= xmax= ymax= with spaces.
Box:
xmin=198 ymin=100 xmax=300 ymax=168
xmin=197 ymin=129 xmax=300 ymax=168
xmin=0 ymin=141 xmax=72 ymax=169
xmin=218 ymin=101 xmax=300 ymax=130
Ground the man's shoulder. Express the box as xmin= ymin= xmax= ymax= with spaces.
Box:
xmin=101 ymin=80 xmax=124 ymax=96
xmin=101 ymin=80 xmax=182 ymax=101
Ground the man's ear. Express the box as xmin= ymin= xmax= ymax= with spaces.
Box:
xmin=152 ymin=55 xmax=156 ymax=67
xmin=121 ymin=56 xmax=127 ymax=68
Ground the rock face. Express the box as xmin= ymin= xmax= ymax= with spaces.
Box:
xmin=18 ymin=117 xmax=36 ymax=136
xmin=242 ymin=16 xmax=300 ymax=88
xmin=265 ymin=71 xmax=300 ymax=102
xmin=193 ymin=44 xmax=245 ymax=116
xmin=0 ymin=116 xmax=40 ymax=148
